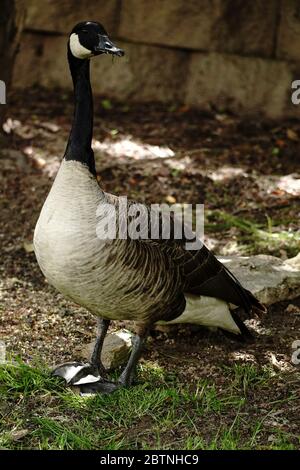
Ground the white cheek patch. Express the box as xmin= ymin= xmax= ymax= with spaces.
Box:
xmin=69 ymin=33 xmax=93 ymax=59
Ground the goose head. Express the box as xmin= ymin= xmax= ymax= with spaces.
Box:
xmin=69 ymin=21 xmax=124 ymax=60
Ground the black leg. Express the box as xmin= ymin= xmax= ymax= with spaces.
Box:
xmin=52 ymin=318 xmax=111 ymax=389
xmin=80 ymin=325 xmax=149 ymax=394
xmin=76 ymin=323 xmax=149 ymax=395
xmin=118 ymin=331 xmax=147 ymax=387
xmin=90 ymin=318 xmax=110 ymax=375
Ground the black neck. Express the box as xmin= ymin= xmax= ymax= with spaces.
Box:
xmin=64 ymin=47 xmax=96 ymax=176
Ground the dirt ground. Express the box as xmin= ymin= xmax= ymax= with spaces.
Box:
xmin=0 ymin=87 xmax=299 ymax=446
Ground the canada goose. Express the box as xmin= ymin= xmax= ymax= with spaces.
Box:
xmin=34 ymin=21 xmax=266 ymax=394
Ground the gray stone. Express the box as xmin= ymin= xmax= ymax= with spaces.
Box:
xmin=12 ymin=24 xmax=300 ymax=119
xmin=82 ymin=329 xmax=133 ymax=370
xmin=277 ymin=0 xmax=300 ymax=62
xmin=219 ymin=254 xmax=300 ymax=306
xmin=13 ymin=33 xmax=187 ymax=103
xmin=185 ymin=52 xmax=294 ymax=118
xmin=119 ymin=0 xmax=278 ymax=57
xmin=92 ymin=42 xmax=188 ymax=102
xmin=25 ymin=0 xmax=120 ymax=35
xmin=13 ymin=33 xmax=70 ymax=90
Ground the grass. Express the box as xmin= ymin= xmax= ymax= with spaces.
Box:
xmin=205 ymin=210 xmax=300 ymax=258
xmin=228 ymin=363 xmax=273 ymax=394
xmin=0 ymin=360 xmax=299 ymax=450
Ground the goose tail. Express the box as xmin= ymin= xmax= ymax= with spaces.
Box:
xmin=192 ymin=260 xmax=267 ymax=318
xmin=187 ymin=259 xmax=267 ymax=341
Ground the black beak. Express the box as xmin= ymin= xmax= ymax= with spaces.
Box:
xmin=94 ymin=35 xmax=124 ymax=57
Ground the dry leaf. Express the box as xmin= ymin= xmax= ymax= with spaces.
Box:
xmin=287 ymin=129 xmax=298 ymax=141
xmin=40 ymin=122 xmax=60 ymax=133
xmin=2 ymin=118 xmax=21 ymax=134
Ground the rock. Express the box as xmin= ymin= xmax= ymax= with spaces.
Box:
xmin=91 ymin=42 xmax=187 ymax=103
xmin=13 ymin=33 xmax=187 ymax=104
xmin=277 ymin=0 xmax=300 ymax=61
xmin=10 ymin=1 xmax=300 ymax=119
xmin=25 ymin=0 xmax=119 ymax=35
xmin=82 ymin=330 xmax=133 ymax=370
xmin=185 ymin=52 xmax=294 ymax=119
xmin=13 ymin=33 xmax=70 ymax=90
xmin=218 ymin=254 xmax=300 ymax=305
xmin=119 ymin=0 xmax=278 ymax=57
xmin=14 ymin=32 xmax=299 ymax=119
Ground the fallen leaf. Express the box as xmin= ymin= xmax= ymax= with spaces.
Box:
xmin=286 ymin=129 xmax=298 ymax=141
xmin=40 ymin=122 xmax=60 ymax=133
xmin=2 ymin=118 xmax=21 ymax=134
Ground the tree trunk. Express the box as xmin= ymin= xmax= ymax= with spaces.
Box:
xmin=0 ymin=0 xmax=25 ymax=148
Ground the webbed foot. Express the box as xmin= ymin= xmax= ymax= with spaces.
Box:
xmin=52 ymin=362 xmax=101 ymax=386
xmin=52 ymin=361 xmax=120 ymax=395
xmin=79 ymin=380 xmax=120 ymax=395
